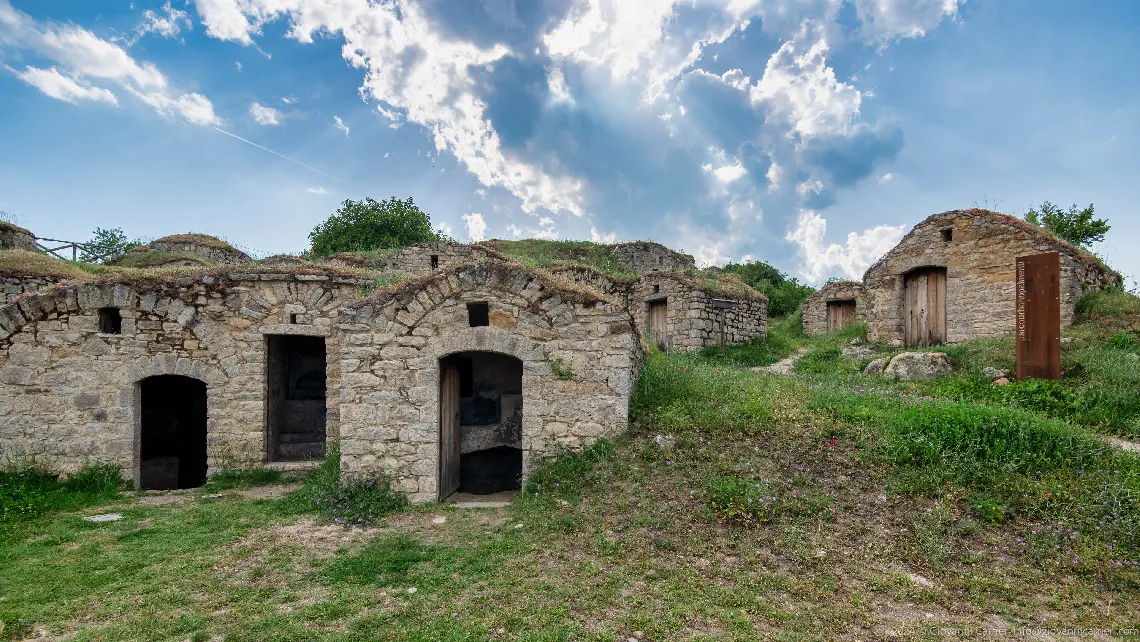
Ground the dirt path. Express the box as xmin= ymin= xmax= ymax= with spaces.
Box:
xmin=751 ymin=348 xmax=807 ymax=376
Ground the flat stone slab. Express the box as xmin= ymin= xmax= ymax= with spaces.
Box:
xmin=444 ymin=490 xmax=517 ymax=509
xmin=83 ymin=513 xmax=123 ymax=522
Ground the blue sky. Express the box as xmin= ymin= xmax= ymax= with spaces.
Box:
xmin=1 ymin=0 xmax=1137 ymax=285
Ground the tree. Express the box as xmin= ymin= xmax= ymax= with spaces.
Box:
xmin=1025 ymin=202 xmax=1110 ymax=248
xmin=720 ymin=260 xmax=815 ymax=318
xmin=79 ymin=227 xmax=141 ymax=264
xmin=309 ymin=197 xmax=442 ymax=256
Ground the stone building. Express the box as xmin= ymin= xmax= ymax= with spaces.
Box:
xmin=328 ymin=242 xmax=507 ymax=274
xmin=610 ymin=241 xmax=695 ymax=273
xmin=862 ymin=209 xmax=1121 ymax=346
xmin=145 ymin=234 xmax=253 ymax=264
xmin=631 ymin=272 xmax=767 ymax=351
xmin=0 ymin=266 xmax=370 ymax=490
xmin=802 ymin=281 xmax=865 ymax=336
xmin=336 ymin=261 xmax=641 ymax=502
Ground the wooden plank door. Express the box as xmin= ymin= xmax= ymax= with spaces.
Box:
xmin=647 ymin=300 xmax=668 ymax=350
xmin=904 ymin=268 xmax=946 ymax=347
xmin=1015 ymin=252 xmax=1061 ymax=381
xmin=827 ymin=301 xmax=856 ymax=332
xmin=926 ymin=269 xmax=947 ymax=346
xmin=439 ymin=360 xmax=461 ymax=500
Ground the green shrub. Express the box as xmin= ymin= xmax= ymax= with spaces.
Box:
xmin=970 ymin=494 xmax=1010 ymax=523
xmin=0 ymin=463 xmax=125 ymax=523
xmin=793 ymin=347 xmax=842 ymax=374
xmin=706 ymin=475 xmax=781 ymax=524
xmin=1107 ymin=331 xmax=1140 ymax=352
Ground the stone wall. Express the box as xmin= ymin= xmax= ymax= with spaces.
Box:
xmin=336 ymin=261 xmax=642 ymax=502
xmin=610 ymin=242 xmax=695 ymax=274
xmin=862 ymin=209 xmax=1122 ymax=344
xmin=2 ymin=276 xmax=67 ymax=304
xmin=543 ymin=265 xmax=633 ymax=301
xmin=0 ymin=271 xmax=367 ymax=478
xmin=0 ymin=222 xmax=37 ymax=251
xmin=802 ymin=281 xmax=865 ymax=336
xmin=631 ymin=273 xmax=767 ymax=351
xmin=367 ymin=242 xmax=505 ymax=276
xmin=148 ymin=237 xmax=252 ymax=265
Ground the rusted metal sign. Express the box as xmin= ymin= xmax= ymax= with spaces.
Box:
xmin=1015 ymin=252 xmax=1061 ymax=381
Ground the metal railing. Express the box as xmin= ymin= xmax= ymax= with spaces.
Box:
xmin=34 ymin=237 xmax=94 ymax=262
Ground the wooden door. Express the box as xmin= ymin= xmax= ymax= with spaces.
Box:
xmin=438 ymin=360 xmax=461 ymax=500
xmin=904 ymin=268 xmax=947 ymax=347
xmin=1015 ymin=252 xmax=1061 ymax=381
xmin=647 ymin=300 xmax=668 ymax=350
xmin=826 ymin=300 xmax=856 ymax=332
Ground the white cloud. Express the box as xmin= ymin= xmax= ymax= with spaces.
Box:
xmin=250 ymin=101 xmax=282 ymax=125
xmin=547 ymin=65 xmax=573 ymax=104
xmin=786 ymin=209 xmax=905 ymax=281
xmin=878 ymin=172 xmax=894 ymax=183
xmin=235 ymin=61 xmax=242 ymax=72
xmin=507 ymin=224 xmax=522 ymax=238
xmin=333 ymin=115 xmax=349 ymax=137
xmin=855 ymin=0 xmax=961 ymax=42
xmin=750 ymin=28 xmax=861 ymax=138
xmin=306 ymin=186 xmax=327 ymax=195
xmin=13 ymin=66 xmax=118 ymax=105
xmin=281 ymin=94 xmax=296 ymax=104
xmin=712 ymin=161 xmax=747 ymax=183
xmin=135 ymin=2 xmax=193 ymax=41
xmin=590 ymin=227 xmax=617 ymax=243
xmin=462 ymin=212 xmax=487 ymax=242
xmin=0 ymin=2 xmax=219 ymax=126
xmin=192 ymin=0 xmax=587 ymax=218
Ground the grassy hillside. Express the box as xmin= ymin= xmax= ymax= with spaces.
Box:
xmin=1 ymin=291 xmax=1137 ymax=640
xmin=479 ymin=239 xmax=635 ymax=277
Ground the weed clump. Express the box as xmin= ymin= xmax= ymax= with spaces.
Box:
xmin=282 ymin=446 xmax=407 ymax=526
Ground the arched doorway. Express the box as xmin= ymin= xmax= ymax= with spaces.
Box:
xmin=139 ymin=375 xmax=208 ymax=490
xmin=439 ymin=351 xmax=523 ymax=500
xmin=904 ymin=267 xmax=947 ymax=347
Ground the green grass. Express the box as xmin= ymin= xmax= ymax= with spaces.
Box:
xmin=480 ymin=239 xmax=635 ymax=277
xmin=200 ymin=466 xmax=285 ymax=491
xmin=698 ymin=313 xmax=805 ymax=367
xmin=0 ymin=463 xmax=126 ymax=525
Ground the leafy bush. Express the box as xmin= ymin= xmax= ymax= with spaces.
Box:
xmin=1107 ymin=331 xmax=1140 ymax=352
xmin=0 ymin=463 xmax=125 ymax=523
xmin=706 ymin=475 xmax=781 ymax=524
xmin=309 ymin=197 xmax=442 ymax=256
xmin=720 ymin=260 xmax=814 ymax=317
xmin=79 ymin=227 xmax=142 ymax=264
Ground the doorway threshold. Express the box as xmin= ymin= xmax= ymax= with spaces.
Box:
xmin=444 ymin=490 xmax=518 ymax=508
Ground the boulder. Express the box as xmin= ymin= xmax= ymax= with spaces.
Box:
xmin=993 ymin=377 xmax=1010 ymax=386
xmin=883 ymin=352 xmax=952 ymax=381
xmin=982 ymin=366 xmax=1009 ymax=379
xmin=842 ymin=345 xmax=874 ymax=360
xmin=864 ymin=358 xmax=889 ymax=375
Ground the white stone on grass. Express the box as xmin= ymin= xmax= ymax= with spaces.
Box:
xmin=83 ymin=513 xmax=122 ymax=522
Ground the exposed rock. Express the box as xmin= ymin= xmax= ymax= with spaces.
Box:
xmin=842 ymin=345 xmax=874 ymax=360
xmin=83 ymin=513 xmax=122 ymax=522
xmin=993 ymin=377 xmax=1010 ymax=387
xmin=883 ymin=352 xmax=952 ymax=381
xmin=1060 ymin=337 xmax=1084 ymax=344
xmin=982 ymin=366 xmax=1009 ymax=379
xmin=864 ymin=358 xmax=889 ymax=375
xmin=653 ymin=434 xmax=676 ymax=450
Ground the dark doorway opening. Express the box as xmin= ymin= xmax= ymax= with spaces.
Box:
xmin=139 ymin=375 xmax=207 ymax=490
xmin=439 ymin=351 xmax=523 ymax=499
xmin=267 ymin=335 xmax=327 ymax=462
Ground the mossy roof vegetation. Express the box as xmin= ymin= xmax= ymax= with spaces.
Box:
xmin=0 ymin=250 xmax=90 ymax=280
xmin=151 ymin=233 xmax=238 ymax=250
xmin=661 ymin=268 xmax=768 ymax=302
xmin=352 ymin=259 xmax=612 ymax=309
xmin=109 ymin=250 xmax=215 ymax=269
xmin=0 ymin=221 xmax=34 ymax=237
xmin=477 ymin=239 xmax=636 ymax=277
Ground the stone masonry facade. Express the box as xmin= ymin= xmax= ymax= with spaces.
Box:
xmin=862 ymin=209 xmax=1121 ymax=344
xmin=631 ymin=273 xmax=767 ymax=351
xmin=802 ymin=281 xmax=865 ymax=336
xmin=336 ymin=262 xmax=641 ymax=502
xmin=610 ymin=241 xmax=696 ymax=274
xmin=2 ymin=276 xmax=68 ymax=304
xmin=0 ymin=271 xmax=367 ymax=476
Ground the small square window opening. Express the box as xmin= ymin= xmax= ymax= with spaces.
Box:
xmin=941 ymin=229 xmax=953 ymax=242
xmin=652 ymin=284 xmax=660 ymax=294
xmin=99 ymin=308 xmax=122 ymax=335
xmin=430 ymin=255 xmax=439 ymax=269
xmin=290 ymin=313 xmax=298 ymax=324
xmin=467 ymin=302 xmax=489 ymax=327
